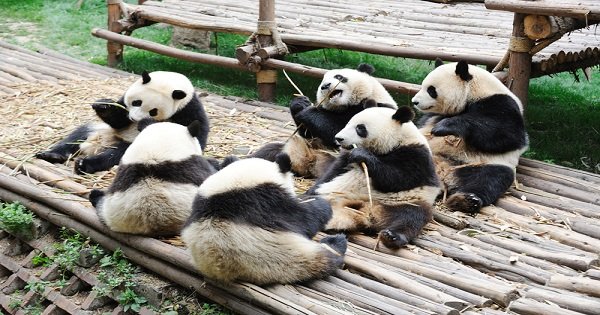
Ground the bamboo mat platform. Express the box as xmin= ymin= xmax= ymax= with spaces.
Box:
xmin=1 ymin=46 xmax=600 ymax=315
xmin=123 ymin=0 xmax=600 ymax=76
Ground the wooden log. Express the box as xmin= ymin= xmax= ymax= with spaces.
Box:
xmin=293 ymin=286 xmax=377 ymax=315
xmin=107 ymin=0 xmax=124 ymax=67
xmin=507 ymin=13 xmax=532 ymax=107
xmin=306 ymin=279 xmax=418 ymax=315
xmin=508 ymin=298 xmax=586 ymax=315
xmin=347 ymin=245 xmax=514 ymax=306
xmin=524 ymin=15 xmax=557 ymax=40
xmin=256 ymin=0 xmax=278 ymax=102
xmin=585 ymin=269 xmax=600 ymax=280
xmin=517 ymin=164 xmax=600 ymax=195
xmin=344 ymin=255 xmax=469 ymax=309
xmin=547 ymin=274 xmax=600 ymax=298
xmin=432 ymin=210 xmax=468 ymax=230
xmin=334 ymin=270 xmax=460 ymax=315
xmin=525 ymin=287 xmax=600 ymax=315
xmin=508 ymin=185 xmax=600 ymax=220
xmin=235 ymin=44 xmax=255 ymax=64
xmin=0 ymin=63 xmax=38 ymax=82
xmin=33 ymin=44 xmax=132 ymax=77
xmin=267 ymin=285 xmax=356 ymax=315
xmin=519 ymin=158 xmax=600 ymax=186
xmin=0 ymin=187 xmax=271 ymax=315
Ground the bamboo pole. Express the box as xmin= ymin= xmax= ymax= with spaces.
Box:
xmin=507 ymin=13 xmax=532 ymax=107
xmin=508 ymin=298 xmax=586 ymax=315
xmin=547 ymin=274 xmax=600 ymax=298
xmin=525 ymin=287 xmax=600 ymax=315
xmin=256 ymin=0 xmax=277 ymax=102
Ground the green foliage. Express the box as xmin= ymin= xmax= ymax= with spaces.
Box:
xmin=25 ymin=280 xmax=51 ymax=295
xmin=0 ymin=202 xmax=34 ymax=238
xmin=31 ymin=253 xmax=52 ymax=267
xmin=200 ymin=303 xmax=234 ymax=315
xmin=8 ymin=294 xmax=22 ymax=310
xmin=119 ymin=288 xmax=147 ymax=313
xmin=50 ymin=228 xmax=103 ymax=271
xmin=96 ymin=248 xmax=147 ymax=313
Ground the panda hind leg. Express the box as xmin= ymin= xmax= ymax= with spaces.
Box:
xmin=324 ymin=199 xmax=370 ymax=232
xmin=447 ymin=164 xmax=515 ymax=213
xmin=251 ymin=142 xmax=284 ymax=161
xmin=75 ymin=141 xmax=130 ymax=174
xmin=376 ymin=203 xmax=432 ymax=249
xmin=36 ymin=124 xmax=92 ymax=163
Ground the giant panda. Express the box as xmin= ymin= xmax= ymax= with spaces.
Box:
xmin=253 ymin=64 xmax=397 ymax=178
xmin=411 ymin=60 xmax=529 ymax=213
xmin=181 ymin=153 xmax=348 ymax=285
xmin=36 ymin=71 xmax=209 ymax=174
xmin=307 ymin=106 xmax=440 ymax=249
xmin=89 ymin=120 xmax=216 ymax=236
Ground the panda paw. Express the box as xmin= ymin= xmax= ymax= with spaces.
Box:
xmin=91 ymin=98 xmax=117 ymax=113
xmin=431 ymin=119 xmax=459 ymax=137
xmin=289 ymin=96 xmax=312 ymax=117
xmin=74 ymin=158 xmax=96 ymax=175
xmin=35 ymin=151 xmax=68 ymax=164
xmin=348 ymin=147 xmax=372 ymax=165
xmin=446 ymin=192 xmax=483 ymax=214
xmin=379 ymin=229 xmax=409 ymax=249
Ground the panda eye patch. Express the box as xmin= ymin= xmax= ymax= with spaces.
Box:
xmin=427 ymin=86 xmax=438 ymax=99
xmin=149 ymin=108 xmax=158 ymax=117
xmin=131 ymin=100 xmax=142 ymax=107
xmin=356 ymin=124 xmax=368 ymax=138
xmin=333 ymin=74 xmax=348 ymax=83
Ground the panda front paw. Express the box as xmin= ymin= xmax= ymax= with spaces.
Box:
xmin=430 ymin=118 xmax=458 ymax=137
xmin=74 ymin=158 xmax=96 ymax=175
xmin=348 ymin=147 xmax=372 ymax=165
xmin=36 ymin=151 xmax=68 ymax=164
xmin=289 ymin=96 xmax=312 ymax=117
xmin=91 ymin=98 xmax=117 ymax=115
xmin=379 ymin=229 xmax=409 ymax=249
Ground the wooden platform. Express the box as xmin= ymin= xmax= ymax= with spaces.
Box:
xmin=1 ymin=43 xmax=600 ymax=315
xmin=123 ymin=0 xmax=600 ymax=75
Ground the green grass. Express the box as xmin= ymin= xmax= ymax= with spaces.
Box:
xmin=0 ymin=0 xmax=598 ymax=173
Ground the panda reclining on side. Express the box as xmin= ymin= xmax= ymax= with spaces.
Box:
xmin=36 ymin=71 xmax=209 ymax=174
xmin=412 ymin=60 xmax=529 ymax=213
xmin=308 ymin=106 xmax=440 ymax=249
xmin=253 ymin=64 xmax=397 ymax=178
xmin=90 ymin=120 xmax=216 ymax=236
xmin=182 ymin=154 xmax=348 ymax=285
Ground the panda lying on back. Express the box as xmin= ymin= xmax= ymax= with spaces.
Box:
xmin=36 ymin=71 xmax=209 ymax=174
xmin=412 ymin=60 xmax=529 ymax=213
xmin=182 ymin=154 xmax=347 ymax=285
xmin=90 ymin=120 xmax=216 ymax=236
xmin=253 ymin=64 xmax=396 ymax=177
xmin=308 ymin=106 xmax=440 ymax=249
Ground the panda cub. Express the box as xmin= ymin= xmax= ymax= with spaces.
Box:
xmin=253 ymin=64 xmax=396 ymax=178
xmin=181 ymin=154 xmax=348 ymax=285
xmin=89 ymin=121 xmax=216 ymax=236
xmin=37 ymin=71 xmax=209 ymax=174
xmin=308 ymin=106 xmax=440 ymax=249
xmin=411 ymin=60 xmax=529 ymax=213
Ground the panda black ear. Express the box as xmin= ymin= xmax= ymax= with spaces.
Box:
xmin=357 ymin=63 xmax=375 ymax=75
xmin=187 ymin=120 xmax=202 ymax=138
xmin=275 ymin=153 xmax=292 ymax=174
xmin=363 ymin=99 xmax=378 ymax=109
xmin=137 ymin=118 xmax=156 ymax=131
xmin=434 ymin=58 xmax=444 ymax=68
xmin=172 ymin=90 xmax=187 ymax=100
xmin=141 ymin=71 xmax=151 ymax=84
xmin=455 ymin=60 xmax=473 ymax=81
xmin=392 ymin=106 xmax=415 ymax=123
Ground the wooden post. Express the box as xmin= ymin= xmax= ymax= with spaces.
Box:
xmin=107 ymin=0 xmax=123 ymax=67
xmin=256 ymin=0 xmax=277 ymax=102
xmin=507 ymin=13 xmax=533 ymax=107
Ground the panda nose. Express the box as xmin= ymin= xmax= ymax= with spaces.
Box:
xmin=412 ymin=101 xmax=419 ymax=106
xmin=334 ymin=137 xmax=344 ymax=145
xmin=321 ymin=83 xmax=331 ymax=90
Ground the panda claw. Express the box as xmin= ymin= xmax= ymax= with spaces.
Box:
xmin=35 ymin=151 xmax=67 ymax=164
xmin=290 ymin=96 xmax=312 ymax=116
xmin=379 ymin=229 xmax=408 ymax=249
xmin=446 ymin=192 xmax=483 ymax=214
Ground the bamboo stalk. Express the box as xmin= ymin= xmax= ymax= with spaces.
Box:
xmin=508 ymin=298 xmax=586 ymax=315
xmin=547 ymin=274 xmax=600 ymax=298
xmin=525 ymin=287 xmax=600 ymax=315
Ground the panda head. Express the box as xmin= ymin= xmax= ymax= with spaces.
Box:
xmin=124 ymin=71 xmax=195 ymax=121
xmin=121 ymin=121 xmax=203 ymax=165
xmin=334 ymin=106 xmax=428 ymax=155
xmin=198 ymin=153 xmax=295 ymax=198
xmin=411 ymin=60 xmax=519 ymax=115
xmin=316 ymin=64 xmax=396 ymax=111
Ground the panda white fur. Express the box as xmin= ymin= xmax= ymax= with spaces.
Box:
xmin=411 ymin=60 xmax=529 ymax=213
xmin=253 ymin=64 xmax=397 ymax=178
xmin=181 ymin=154 xmax=348 ymax=285
xmin=307 ymin=106 xmax=440 ymax=249
xmin=36 ymin=71 xmax=209 ymax=174
xmin=89 ymin=121 xmax=216 ymax=236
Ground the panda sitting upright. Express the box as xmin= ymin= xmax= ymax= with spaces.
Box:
xmin=182 ymin=154 xmax=347 ymax=285
xmin=90 ymin=120 xmax=216 ymax=236
xmin=308 ymin=106 xmax=440 ymax=249
xmin=253 ymin=64 xmax=396 ymax=178
xmin=411 ymin=60 xmax=529 ymax=213
xmin=36 ymin=71 xmax=209 ymax=174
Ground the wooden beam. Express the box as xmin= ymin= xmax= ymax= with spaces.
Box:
xmin=507 ymin=13 xmax=532 ymax=107
xmin=256 ymin=0 xmax=277 ymax=102
xmin=107 ymin=0 xmax=123 ymax=67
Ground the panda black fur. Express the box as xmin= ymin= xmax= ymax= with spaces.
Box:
xmin=36 ymin=71 xmax=209 ymax=174
xmin=181 ymin=154 xmax=348 ymax=285
xmin=253 ymin=64 xmax=396 ymax=178
xmin=89 ymin=121 xmax=216 ymax=236
xmin=411 ymin=60 xmax=529 ymax=213
xmin=307 ymin=106 xmax=440 ymax=249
